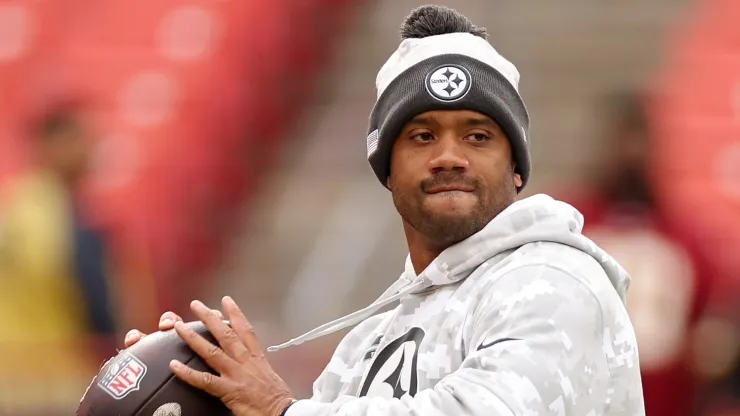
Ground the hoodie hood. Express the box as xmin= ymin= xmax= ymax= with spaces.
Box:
xmin=405 ymin=193 xmax=630 ymax=300
xmin=267 ymin=194 xmax=630 ymax=352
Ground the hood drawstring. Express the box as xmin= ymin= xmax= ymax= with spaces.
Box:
xmin=267 ymin=278 xmax=424 ymax=352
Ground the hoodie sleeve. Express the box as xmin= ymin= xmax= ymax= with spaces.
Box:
xmin=285 ymin=264 xmax=615 ymax=416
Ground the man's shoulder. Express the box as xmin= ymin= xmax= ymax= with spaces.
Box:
xmin=464 ymin=242 xmax=619 ymax=316
xmin=496 ymin=241 xmax=605 ymax=281
xmin=1 ymin=170 xmax=65 ymax=208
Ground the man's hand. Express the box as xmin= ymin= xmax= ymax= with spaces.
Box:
xmin=170 ymin=297 xmax=294 ymax=416
xmin=124 ymin=309 xmax=206 ymax=347
xmin=123 ymin=298 xmax=294 ymax=416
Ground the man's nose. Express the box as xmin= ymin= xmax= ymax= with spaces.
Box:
xmin=428 ymin=136 xmax=469 ymax=174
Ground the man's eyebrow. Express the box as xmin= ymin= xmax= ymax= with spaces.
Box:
xmin=406 ymin=115 xmax=438 ymax=127
xmin=458 ymin=117 xmax=498 ymax=129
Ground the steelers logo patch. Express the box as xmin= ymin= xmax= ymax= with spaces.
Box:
xmin=425 ymin=65 xmax=472 ymax=102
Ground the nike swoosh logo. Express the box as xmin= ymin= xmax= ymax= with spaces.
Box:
xmin=476 ymin=337 xmax=521 ymax=351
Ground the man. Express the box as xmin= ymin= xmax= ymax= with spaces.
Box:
xmin=0 ymin=101 xmax=118 ymax=408
xmin=123 ymin=5 xmax=645 ymax=415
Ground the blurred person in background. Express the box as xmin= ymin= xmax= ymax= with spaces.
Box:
xmin=0 ymin=100 xmax=118 ymax=409
xmin=560 ymin=91 xmax=721 ymax=415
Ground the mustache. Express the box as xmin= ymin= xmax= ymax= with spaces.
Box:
xmin=420 ymin=172 xmax=481 ymax=193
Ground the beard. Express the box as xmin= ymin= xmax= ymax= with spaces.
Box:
xmin=391 ymin=169 xmax=518 ymax=249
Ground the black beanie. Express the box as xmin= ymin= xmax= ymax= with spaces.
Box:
xmin=366 ymin=5 xmax=531 ymax=191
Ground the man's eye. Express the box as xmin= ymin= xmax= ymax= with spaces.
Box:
xmin=412 ymin=133 xmax=434 ymax=142
xmin=466 ymin=133 xmax=490 ymax=142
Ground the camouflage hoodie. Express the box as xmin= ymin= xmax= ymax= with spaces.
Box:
xmin=268 ymin=194 xmax=645 ymax=415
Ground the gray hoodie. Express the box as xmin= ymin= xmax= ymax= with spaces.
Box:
xmin=268 ymin=194 xmax=645 ymax=415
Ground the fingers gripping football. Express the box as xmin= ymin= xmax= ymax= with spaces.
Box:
xmin=122 ymin=309 xmax=224 ymax=348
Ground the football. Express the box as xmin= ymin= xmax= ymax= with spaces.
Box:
xmin=76 ymin=321 xmax=232 ymax=416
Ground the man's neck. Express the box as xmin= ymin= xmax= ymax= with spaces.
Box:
xmin=403 ymin=222 xmax=448 ymax=275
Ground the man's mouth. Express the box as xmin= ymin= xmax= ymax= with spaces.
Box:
xmin=425 ymin=184 xmax=475 ymax=194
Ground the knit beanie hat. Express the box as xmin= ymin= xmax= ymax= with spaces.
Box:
xmin=366 ymin=5 xmax=531 ymax=191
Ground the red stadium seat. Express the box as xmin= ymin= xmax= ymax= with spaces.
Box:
xmin=650 ymin=0 xmax=740 ymax=295
xmin=0 ymin=0 xmax=359 ymax=315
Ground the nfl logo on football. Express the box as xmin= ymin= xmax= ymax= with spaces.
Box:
xmin=98 ymin=352 xmax=148 ymax=399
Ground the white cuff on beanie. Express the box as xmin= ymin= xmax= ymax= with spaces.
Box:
xmin=375 ymin=32 xmax=521 ymax=100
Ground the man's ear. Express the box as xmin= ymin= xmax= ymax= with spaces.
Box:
xmin=512 ymin=164 xmax=522 ymax=188
xmin=386 ymin=174 xmax=393 ymax=190
xmin=514 ymin=173 xmax=523 ymax=188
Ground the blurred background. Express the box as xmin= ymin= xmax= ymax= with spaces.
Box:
xmin=1 ymin=0 xmax=739 ymax=414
